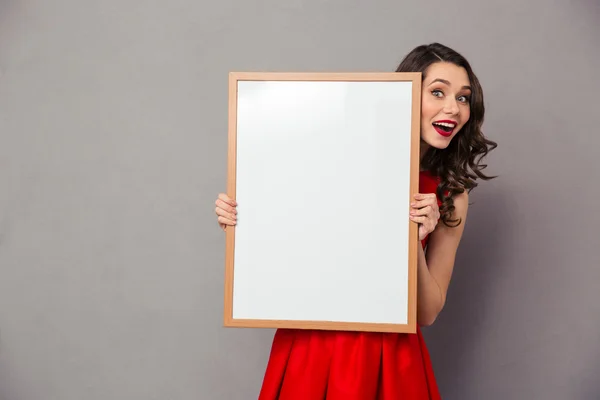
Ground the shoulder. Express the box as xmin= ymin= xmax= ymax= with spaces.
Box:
xmin=444 ymin=189 xmax=469 ymax=227
xmin=452 ymin=190 xmax=469 ymax=216
xmin=431 ymin=190 xmax=469 ymax=248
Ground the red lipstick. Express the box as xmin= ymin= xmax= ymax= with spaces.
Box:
xmin=432 ymin=120 xmax=457 ymax=137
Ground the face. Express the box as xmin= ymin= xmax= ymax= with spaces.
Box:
xmin=420 ymin=62 xmax=471 ymax=151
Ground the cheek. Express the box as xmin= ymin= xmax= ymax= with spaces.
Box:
xmin=420 ymin=97 xmax=437 ymax=120
xmin=460 ymin=108 xmax=471 ymax=128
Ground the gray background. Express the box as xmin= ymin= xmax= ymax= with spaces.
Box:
xmin=0 ymin=0 xmax=598 ymax=399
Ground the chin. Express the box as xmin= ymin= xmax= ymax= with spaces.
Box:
xmin=422 ymin=133 xmax=453 ymax=150
xmin=432 ymin=140 xmax=452 ymax=150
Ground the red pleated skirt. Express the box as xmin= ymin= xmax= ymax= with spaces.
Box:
xmin=258 ymin=327 xmax=441 ymax=399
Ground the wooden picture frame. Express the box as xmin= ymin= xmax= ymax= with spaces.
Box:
xmin=224 ymin=72 xmax=422 ymax=333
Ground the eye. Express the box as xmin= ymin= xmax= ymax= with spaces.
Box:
xmin=431 ymin=89 xmax=444 ymax=98
xmin=457 ymin=95 xmax=470 ymax=103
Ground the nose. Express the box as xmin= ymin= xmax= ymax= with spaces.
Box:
xmin=443 ymin=97 xmax=460 ymax=116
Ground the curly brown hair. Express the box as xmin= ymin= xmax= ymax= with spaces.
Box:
xmin=396 ymin=43 xmax=497 ymax=227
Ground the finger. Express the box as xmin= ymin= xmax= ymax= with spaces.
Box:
xmin=216 ymin=206 xmax=237 ymax=220
xmin=411 ymin=198 xmax=437 ymax=209
xmin=218 ymin=216 xmax=237 ymax=226
xmin=410 ymin=205 xmax=433 ymax=217
xmin=218 ymin=193 xmax=237 ymax=207
xmin=215 ymin=199 xmax=237 ymax=215
xmin=413 ymin=193 xmax=437 ymax=201
xmin=409 ymin=215 xmax=428 ymax=224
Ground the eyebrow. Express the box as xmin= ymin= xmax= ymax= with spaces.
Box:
xmin=428 ymin=78 xmax=471 ymax=91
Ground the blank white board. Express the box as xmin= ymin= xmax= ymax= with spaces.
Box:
xmin=224 ymin=72 xmax=421 ymax=333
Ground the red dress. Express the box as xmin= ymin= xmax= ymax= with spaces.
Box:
xmin=258 ymin=171 xmax=442 ymax=400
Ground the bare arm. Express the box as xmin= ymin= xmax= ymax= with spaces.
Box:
xmin=416 ymin=191 xmax=469 ymax=326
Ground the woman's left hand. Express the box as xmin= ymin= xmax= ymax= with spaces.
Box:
xmin=410 ymin=193 xmax=440 ymax=241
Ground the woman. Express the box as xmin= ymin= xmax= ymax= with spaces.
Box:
xmin=214 ymin=43 xmax=497 ymax=399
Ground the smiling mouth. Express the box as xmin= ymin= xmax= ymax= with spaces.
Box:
xmin=432 ymin=121 xmax=456 ymax=137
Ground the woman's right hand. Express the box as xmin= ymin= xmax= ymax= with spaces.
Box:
xmin=215 ymin=193 xmax=237 ymax=231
